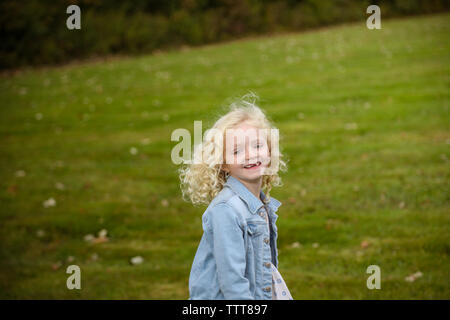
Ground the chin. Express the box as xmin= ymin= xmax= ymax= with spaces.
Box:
xmin=240 ymin=173 xmax=263 ymax=181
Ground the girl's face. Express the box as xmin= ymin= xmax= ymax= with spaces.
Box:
xmin=222 ymin=121 xmax=271 ymax=182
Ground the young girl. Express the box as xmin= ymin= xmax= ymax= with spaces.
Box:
xmin=179 ymin=94 xmax=293 ymax=300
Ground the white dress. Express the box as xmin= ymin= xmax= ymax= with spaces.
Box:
xmin=262 ymin=206 xmax=293 ymax=300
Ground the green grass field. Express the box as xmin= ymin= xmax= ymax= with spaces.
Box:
xmin=0 ymin=12 xmax=449 ymax=299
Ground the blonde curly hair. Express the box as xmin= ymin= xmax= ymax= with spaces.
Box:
xmin=178 ymin=93 xmax=288 ymax=206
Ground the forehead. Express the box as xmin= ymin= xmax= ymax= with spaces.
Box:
xmin=233 ymin=121 xmax=257 ymax=131
xmin=224 ymin=122 xmax=268 ymax=144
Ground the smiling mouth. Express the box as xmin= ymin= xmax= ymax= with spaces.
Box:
xmin=243 ymin=161 xmax=262 ymax=169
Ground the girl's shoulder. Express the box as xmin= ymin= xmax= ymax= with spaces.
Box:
xmin=202 ymin=186 xmax=248 ymax=229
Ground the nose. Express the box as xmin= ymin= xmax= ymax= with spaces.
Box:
xmin=245 ymin=142 xmax=258 ymax=162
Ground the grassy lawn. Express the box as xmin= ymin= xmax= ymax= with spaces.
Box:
xmin=0 ymin=12 xmax=449 ymax=299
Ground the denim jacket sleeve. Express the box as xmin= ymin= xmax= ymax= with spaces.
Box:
xmin=206 ymin=201 xmax=254 ymax=300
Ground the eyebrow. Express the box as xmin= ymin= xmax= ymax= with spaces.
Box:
xmin=232 ymin=139 xmax=264 ymax=150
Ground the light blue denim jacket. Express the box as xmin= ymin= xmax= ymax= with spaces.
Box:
xmin=189 ymin=175 xmax=282 ymax=300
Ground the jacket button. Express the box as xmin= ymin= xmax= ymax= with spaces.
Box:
xmin=264 ymin=262 xmax=271 ymax=268
xmin=263 ymin=286 xmax=271 ymax=292
xmin=259 ymin=211 xmax=264 ymax=217
xmin=264 ymin=238 xmax=269 ymax=244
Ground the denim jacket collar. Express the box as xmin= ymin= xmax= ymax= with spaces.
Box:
xmin=224 ymin=175 xmax=282 ymax=215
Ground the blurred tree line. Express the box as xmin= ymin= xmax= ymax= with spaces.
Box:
xmin=1 ymin=0 xmax=448 ymax=69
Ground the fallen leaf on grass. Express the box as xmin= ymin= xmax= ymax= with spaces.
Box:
xmin=92 ymin=237 xmax=108 ymax=244
xmin=36 ymin=229 xmax=46 ymax=238
xmin=55 ymin=182 xmax=65 ymax=190
xmin=130 ymin=147 xmax=138 ymax=155
xmin=7 ymin=184 xmax=18 ymax=195
xmin=43 ymin=198 xmax=56 ymax=208
xmin=325 ymin=219 xmax=337 ymax=230
xmin=84 ymin=229 xmax=109 ymax=244
xmin=290 ymin=242 xmax=302 ymax=248
xmin=82 ymin=182 xmax=91 ymax=189
xmin=15 ymin=170 xmax=26 ymax=177
xmin=360 ymin=240 xmax=370 ymax=249
xmin=51 ymin=261 xmax=62 ymax=271
xmin=130 ymin=256 xmax=144 ymax=265
xmin=98 ymin=229 xmax=107 ymax=238
xmin=92 ymin=229 xmax=109 ymax=243
xmin=161 ymin=199 xmax=169 ymax=207
xmin=90 ymin=253 xmax=99 ymax=261
xmin=405 ymin=271 xmax=423 ymax=282
xmin=84 ymin=234 xmax=95 ymax=242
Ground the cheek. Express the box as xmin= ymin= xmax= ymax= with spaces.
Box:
xmin=226 ymin=163 xmax=242 ymax=174
xmin=225 ymin=152 xmax=246 ymax=165
xmin=258 ymin=146 xmax=270 ymax=158
xmin=233 ymin=164 xmax=243 ymax=171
